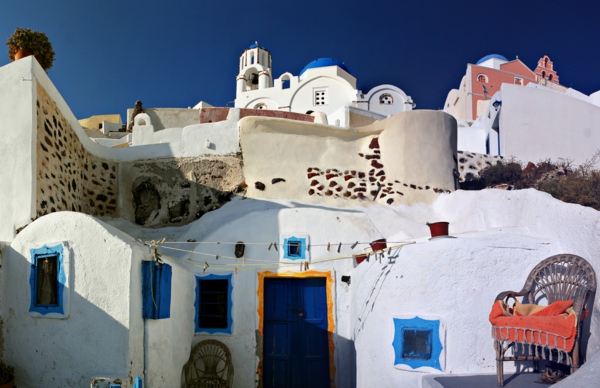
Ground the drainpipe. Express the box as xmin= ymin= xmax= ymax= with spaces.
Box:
xmin=144 ymin=318 xmax=149 ymax=387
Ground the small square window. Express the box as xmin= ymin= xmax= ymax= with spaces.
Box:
xmin=281 ymin=235 xmax=308 ymax=262
xmin=195 ymin=274 xmax=233 ymax=334
xmin=402 ymin=328 xmax=432 ymax=360
xmin=393 ymin=316 xmax=443 ymax=371
xmin=288 ymin=241 xmax=301 ymax=257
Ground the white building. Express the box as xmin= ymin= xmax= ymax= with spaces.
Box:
xmin=1 ymin=53 xmax=600 ymax=388
xmin=458 ymin=83 xmax=600 ymax=165
xmin=234 ymin=43 xmax=414 ymax=127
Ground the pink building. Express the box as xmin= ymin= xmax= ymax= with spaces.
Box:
xmin=445 ymin=54 xmax=560 ymax=120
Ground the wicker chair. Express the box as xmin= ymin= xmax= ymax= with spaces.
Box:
xmin=492 ymin=254 xmax=596 ymax=386
xmin=182 ymin=339 xmax=234 ymax=388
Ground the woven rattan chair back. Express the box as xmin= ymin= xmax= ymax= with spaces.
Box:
xmin=493 ymin=254 xmax=596 ymax=386
xmin=523 ymin=254 xmax=596 ymax=316
xmin=183 ymin=339 xmax=234 ymax=388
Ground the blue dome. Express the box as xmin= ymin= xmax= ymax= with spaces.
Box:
xmin=248 ymin=43 xmax=266 ymax=49
xmin=476 ymin=54 xmax=508 ymax=65
xmin=299 ymin=58 xmax=351 ymax=76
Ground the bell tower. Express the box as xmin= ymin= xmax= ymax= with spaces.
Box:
xmin=534 ymin=55 xmax=559 ymax=84
xmin=236 ymin=42 xmax=272 ymax=96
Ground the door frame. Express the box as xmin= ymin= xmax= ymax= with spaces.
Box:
xmin=257 ymin=270 xmax=336 ymax=387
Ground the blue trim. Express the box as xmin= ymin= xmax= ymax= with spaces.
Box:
xmin=195 ymin=273 xmax=233 ymax=334
xmin=29 ymin=244 xmax=65 ymax=315
xmin=392 ymin=317 xmax=443 ymax=371
xmin=299 ymin=58 xmax=351 ymax=76
xmin=133 ymin=377 xmax=143 ymax=388
xmin=142 ymin=261 xmax=172 ymax=319
xmin=283 ymin=236 xmax=307 ymax=260
xmin=476 ymin=54 xmax=508 ymax=65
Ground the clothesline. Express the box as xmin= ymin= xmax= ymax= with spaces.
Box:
xmin=147 ymin=240 xmax=415 ymax=247
xmin=150 ymin=241 xmax=415 ymax=273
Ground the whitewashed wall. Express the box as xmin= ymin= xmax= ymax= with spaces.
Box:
xmin=144 ymin=257 xmax=196 ymax=387
xmin=351 ymin=189 xmax=600 ymax=386
xmin=0 ymin=58 xmax=37 ymax=241
xmin=2 ymin=212 xmax=146 ymax=388
xmin=239 ymin=110 xmax=457 ymax=208
xmin=156 ymin=199 xmax=384 ymax=388
xmin=499 ymin=84 xmax=600 ymax=164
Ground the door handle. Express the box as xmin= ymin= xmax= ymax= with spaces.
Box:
xmin=298 ymin=309 xmax=304 ymax=317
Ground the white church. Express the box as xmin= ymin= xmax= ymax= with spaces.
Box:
xmin=233 ymin=43 xmax=414 ymax=127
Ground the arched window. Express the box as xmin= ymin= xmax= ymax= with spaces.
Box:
xmin=548 ymin=74 xmax=553 ymax=81
xmin=253 ymin=103 xmax=267 ymax=110
xmin=542 ymin=71 xmax=546 ymax=79
xmin=379 ymin=93 xmax=394 ymax=105
xmin=544 ymin=57 xmax=549 ymax=68
xmin=477 ymin=74 xmax=488 ymax=83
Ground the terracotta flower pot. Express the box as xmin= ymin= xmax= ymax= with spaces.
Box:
xmin=427 ymin=222 xmax=449 ymax=237
xmin=14 ymin=48 xmax=33 ymax=61
xmin=370 ymin=238 xmax=387 ymax=251
xmin=354 ymin=253 xmax=368 ymax=266
xmin=0 ymin=377 xmax=15 ymax=388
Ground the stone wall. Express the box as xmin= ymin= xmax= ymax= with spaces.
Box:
xmin=120 ymin=155 xmax=244 ymax=227
xmin=457 ymin=150 xmax=503 ymax=182
xmin=36 ymin=83 xmax=119 ymax=218
xmin=305 ymin=137 xmax=451 ymax=206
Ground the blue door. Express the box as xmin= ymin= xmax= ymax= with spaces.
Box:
xmin=263 ymin=278 xmax=330 ymax=388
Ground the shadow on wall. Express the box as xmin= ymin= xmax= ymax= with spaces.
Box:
xmin=125 ymin=156 xmax=246 ymax=227
xmin=169 ymin=200 xmax=370 ymax=388
xmin=3 ymin=246 xmax=141 ymax=387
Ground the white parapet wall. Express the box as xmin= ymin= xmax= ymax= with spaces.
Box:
xmin=239 ymin=110 xmax=458 ymax=207
xmin=499 ymin=84 xmax=600 ymax=164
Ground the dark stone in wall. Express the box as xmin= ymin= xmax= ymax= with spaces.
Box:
xmin=127 ymin=156 xmax=243 ymax=227
xmin=255 ymin=182 xmax=266 ymax=191
xmin=133 ymin=181 xmax=161 ymax=225
xmin=168 ymin=197 xmax=190 ymax=222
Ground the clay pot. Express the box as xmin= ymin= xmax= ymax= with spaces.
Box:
xmin=14 ymin=48 xmax=33 ymax=60
xmin=369 ymin=238 xmax=387 ymax=251
xmin=354 ymin=253 xmax=368 ymax=266
xmin=427 ymin=222 xmax=449 ymax=237
xmin=0 ymin=377 xmax=15 ymax=388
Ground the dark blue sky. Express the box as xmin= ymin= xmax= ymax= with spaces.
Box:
xmin=2 ymin=0 xmax=598 ymax=120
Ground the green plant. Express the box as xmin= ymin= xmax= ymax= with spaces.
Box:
xmin=479 ymin=159 xmax=523 ymax=187
xmin=6 ymin=27 xmax=55 ymax=71
xmin=0 ymin=361 xmax=14 ymax=384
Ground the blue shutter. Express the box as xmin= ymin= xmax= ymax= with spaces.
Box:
xmin=142 ymin=261 xmax=172 ymax=319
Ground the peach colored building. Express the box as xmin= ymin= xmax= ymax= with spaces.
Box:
xmin=444 ymin=54 xmax=560 ymax=120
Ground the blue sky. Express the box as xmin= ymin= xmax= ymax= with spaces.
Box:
xmin=2 ymin=0 xmax=598 ymax=120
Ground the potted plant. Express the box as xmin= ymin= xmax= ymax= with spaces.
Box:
xmin=6 ymin=27 xmax=55 ymax=71
xmin=0 ymin=361 xmax=15 ymax=388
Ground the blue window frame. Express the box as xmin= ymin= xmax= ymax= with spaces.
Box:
xmin=29 ymin=244 xmax=66 ymax=315
xmin=195 ymin=274 xmax=233 ymax=334
xmin=392 ymin=316 xmax=443 ymax=370
xmin=283 ymin=236 xmax=307 ymax=261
